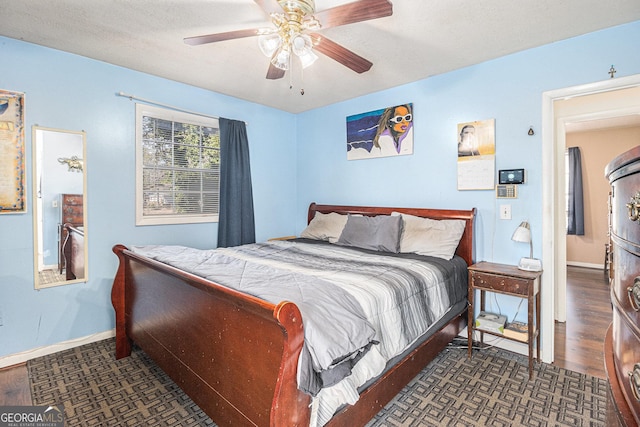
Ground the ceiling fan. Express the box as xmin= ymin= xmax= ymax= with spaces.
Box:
xmin=184 ymin=0 xmax=393 ymax=80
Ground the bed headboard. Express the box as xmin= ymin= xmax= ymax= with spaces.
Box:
xmin=307 ymin=202 xmax=476 ymax=266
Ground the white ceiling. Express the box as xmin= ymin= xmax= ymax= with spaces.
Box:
xmin=1 ymin=0 xmax=639 ymax=113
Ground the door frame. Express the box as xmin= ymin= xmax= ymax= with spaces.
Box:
xmin=541 ymin=73 xmax=640 ymax=363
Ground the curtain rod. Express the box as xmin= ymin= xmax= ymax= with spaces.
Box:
xmin=116 ymin=91 xmax=247 ymax=125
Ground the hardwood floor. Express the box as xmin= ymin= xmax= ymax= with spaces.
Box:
xmin=553 ymin=265 xmax=612 ymax=379
xmin=0 ymin=363 xmax=31 ymax=405
xmin=0 ymin=265 xmax=612 ymax=405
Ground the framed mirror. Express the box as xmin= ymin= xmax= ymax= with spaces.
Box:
xmin=32 ymin=126 xmax=87 ymax=289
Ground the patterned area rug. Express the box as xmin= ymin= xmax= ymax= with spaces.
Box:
xmin=28 ymin=338 xmax=606 ymax=426
xmin=367 ymin=341 xmax=606 ymax=426
xmin=38 ymin=268 xmax=66 ymax=285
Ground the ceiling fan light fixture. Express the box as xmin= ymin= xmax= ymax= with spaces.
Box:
xmin=298 ymin=49 xmax=318 ymax=68
xmin=185 ymin=0 xmax=393 ymax=82
xmin=272 ymin=47 xmax=291 ymax=70
xmin=291 ymin=33 xmax=312 ymax=56
xmin=258 ymin=33 xmax=282 ymax=57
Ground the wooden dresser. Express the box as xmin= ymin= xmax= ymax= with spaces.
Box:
xmin=605 ymin=146 xmax=640 ymax=427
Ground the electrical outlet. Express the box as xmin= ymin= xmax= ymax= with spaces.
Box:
xmin=500 ymin=204 xmax=512 ymax=220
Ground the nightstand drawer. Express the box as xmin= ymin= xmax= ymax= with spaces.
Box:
xmin=470 ymin=271 xmax=531 ymax=296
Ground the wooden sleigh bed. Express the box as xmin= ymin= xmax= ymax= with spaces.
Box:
xmin=111 ymin=203 xmax=476 ymax=426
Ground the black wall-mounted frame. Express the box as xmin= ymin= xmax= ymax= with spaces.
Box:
xmin=498 ymin=168 xmax=525 ymax=184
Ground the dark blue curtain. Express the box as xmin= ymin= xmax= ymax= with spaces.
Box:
xmin=217 ymin=118 xmax=255 ymax=247
xmin=567 ymin=146 xmax=585 ymax=235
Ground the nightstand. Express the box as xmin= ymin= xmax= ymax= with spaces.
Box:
xmin=467 ymin=261 xmax=542 ymax=379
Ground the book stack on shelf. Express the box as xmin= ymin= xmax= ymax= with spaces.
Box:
xmin=503 ymin=321 xmax=528 ymax=340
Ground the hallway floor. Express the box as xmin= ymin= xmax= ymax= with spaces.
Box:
xmin=553 ymin=265 xmax=611 ymax=379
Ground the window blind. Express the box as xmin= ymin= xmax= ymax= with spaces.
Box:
xmin=136 ymin=104 xmax=220 ymax=225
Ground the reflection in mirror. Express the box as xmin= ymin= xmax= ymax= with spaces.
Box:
xmin=32 ymin=126 xmax=87 ymax=289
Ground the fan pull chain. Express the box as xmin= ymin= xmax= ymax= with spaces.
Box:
xmin=289 ymin=53 xmax=294 ymax=90
xmin=287 ymin=56 xmax=305 ymax=95
xmin=300 ymin=59 xmax=305 ymax=95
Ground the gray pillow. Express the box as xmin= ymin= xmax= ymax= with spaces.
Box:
xmin=337 ymin=214 xmax=403 ymax=253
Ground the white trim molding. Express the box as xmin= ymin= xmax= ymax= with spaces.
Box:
xmin=0 ymin=329 xmax=115 ymax=368
xmin=541 ymin=73 xmax=640 ymax=364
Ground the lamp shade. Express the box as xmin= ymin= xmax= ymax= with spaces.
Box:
xmin=512 ymin=220 xmax=541 ymax=271
xmin=511 ymin=221 xmax=531 ymax=243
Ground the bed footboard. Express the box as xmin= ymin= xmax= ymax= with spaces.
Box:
xmin=111 ymin=245 xmax=311 ymax=426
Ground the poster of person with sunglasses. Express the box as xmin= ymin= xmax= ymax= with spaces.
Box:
xmin=346 ymin=103 xmax=413 ymax=160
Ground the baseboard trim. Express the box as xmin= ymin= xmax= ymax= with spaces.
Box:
xmin=566 ymin=261 xmax=604 ymax=270
xmin=459 ymin=328 xmax=531 ymax=357
xmin=0 ymin=329 xmax=115 ymax=368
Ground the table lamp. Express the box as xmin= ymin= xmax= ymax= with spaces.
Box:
xmin=512 ymin=221 xmax=542 ymax=271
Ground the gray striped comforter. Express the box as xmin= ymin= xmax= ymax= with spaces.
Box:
xmin=131 ymin=239 xmax=467 ymax=407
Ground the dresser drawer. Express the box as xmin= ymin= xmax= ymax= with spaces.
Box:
xmin=61 ymin=193 xmax=83 ymax=225
xmin=612 ymin=247 xmax=640 ymax=326
xmin=611 ymin=174 xmax=640 ymax=244
xmin=612 ymin=305 xmax=640 ymax=424
xmin=62 ymin=206 xmax=83 ymax=224
xmin=62 ymin=194 xmax=83 ymax=206
xmin=470 ymin=271 xmax=532 ymax=296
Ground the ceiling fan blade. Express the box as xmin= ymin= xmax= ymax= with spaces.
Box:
xmin=310 ymin=34 xmax=372 ymax=74
xmin=253 ymin=0 xmax=282 ymax=15
xmin=266 ymin=63 xmax=286 ymax=80
xmin=313 ymin=0 xmax=392 ymax=29
xmin=184 ymin=28 xmax=262 ymax=46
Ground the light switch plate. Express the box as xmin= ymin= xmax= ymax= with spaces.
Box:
xmin=500 ymin=204 xmax=512 ymax=220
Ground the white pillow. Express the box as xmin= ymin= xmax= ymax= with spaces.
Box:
xmin=300 ymin=212 xmax=348 ymax=243
xmin=393 ymin=212 xmax=466 ymax=260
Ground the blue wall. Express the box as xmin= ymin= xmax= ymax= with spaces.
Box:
xmin=295 ymin=21 xmax=640 ymax=320
xmin=1 ymin=20 xmax=639 ymax=359
xmin=0 ymin=37 xmax=297 ymax=357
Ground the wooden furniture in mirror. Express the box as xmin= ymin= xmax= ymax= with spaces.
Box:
xmin=62 ymin=223 xmax=85 ymax=280
xmin=58 ymin=193 xmax=83 ymax=273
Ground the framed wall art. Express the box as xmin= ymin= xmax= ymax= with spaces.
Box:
xmin=346 ymin=103 xmax=413 ymax=160
xmin=456 ymin=118 xmax=495 ymax=190
xmin=0 ymin=89 xmax=26 ymax=213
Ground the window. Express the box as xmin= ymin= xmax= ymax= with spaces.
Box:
xmin=136 ymin=104 xmax=220 ymax=225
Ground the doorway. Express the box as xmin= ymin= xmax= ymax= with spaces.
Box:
xmin=540 ymin=74 xmax=640 ymax=364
